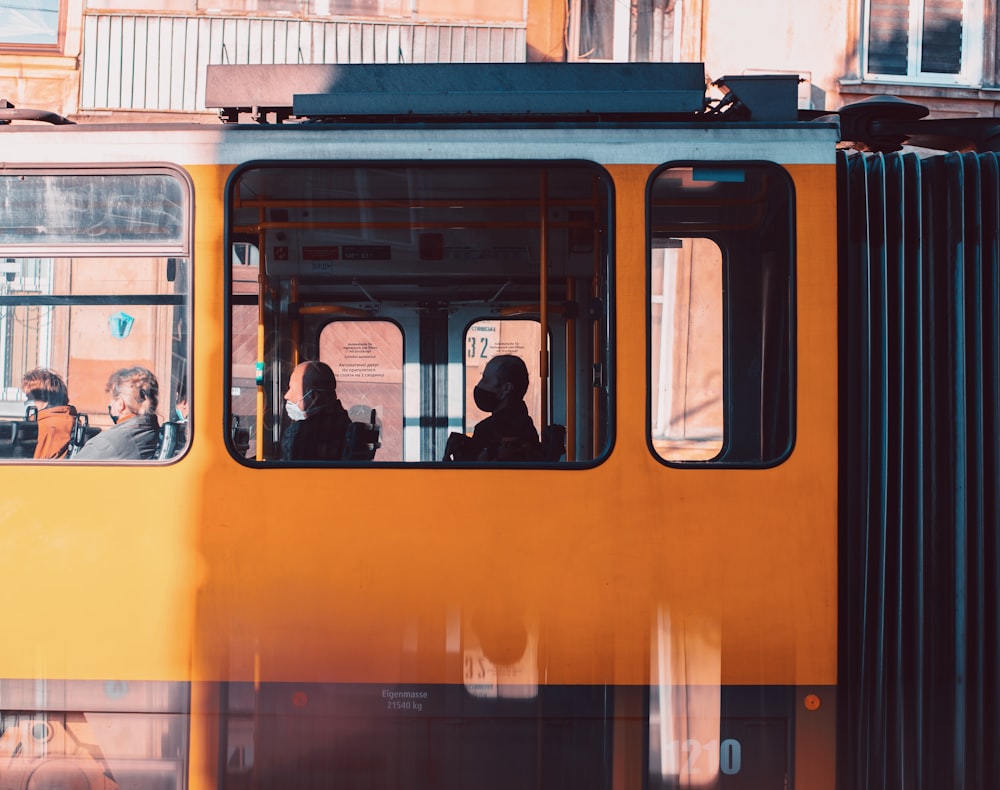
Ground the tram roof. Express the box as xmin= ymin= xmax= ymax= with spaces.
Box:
xmin=202 ymin=63 xmax=801 ymax=125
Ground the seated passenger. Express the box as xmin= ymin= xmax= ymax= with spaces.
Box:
xmin=74 ymin=366 xmax=161 ymax=461
xmin=443 ymin=354 xmax=541 ymax=462
xmin=174 ymin=380 xmax=189 ymax=423
xmin=281 ymin=360 xmax=352 ymax=461
xmin=21 ymin=367 xmax=78 ymax=459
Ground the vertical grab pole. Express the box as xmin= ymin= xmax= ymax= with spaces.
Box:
xmin=565 ymin=275 xmax=576 ymax=461
xmin=290 ymin=276 xmax=300 ymax=365
xmin=539 ymin=170 xmax=549 ymax=431
xmin=255 ymin=222 xmax=266 ymax=461
xmin=592 ymin=180 xmax=602 ymax=459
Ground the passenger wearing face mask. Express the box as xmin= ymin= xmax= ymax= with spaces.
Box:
xmin=74 ymin=366 xmax=161 ymax=461
xmin=21 ymin=367 xmax=78 ymax=459
xmin=443 ymin=354 xmax=541 ymax=462
xmin=280 ymin=360 xmax=352 ymax=461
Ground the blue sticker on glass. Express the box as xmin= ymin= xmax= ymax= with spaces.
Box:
xmin=110 ymin=311 xmax=134 ymax=338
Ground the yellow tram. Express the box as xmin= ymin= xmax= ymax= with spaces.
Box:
xmin=0 ymin=63 xmax=995 ymax=790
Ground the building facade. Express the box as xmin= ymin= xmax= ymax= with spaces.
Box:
xmin=3 ymin=0 xmax=998 ymax=120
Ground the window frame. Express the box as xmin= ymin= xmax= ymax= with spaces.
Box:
xmin=861 ymin=0 xmax=986 ymax=86
xmin=646 ymin=160 xmax=796 ymax=469
xmin=223 ymin=158 xmax=615 ymax=467
xmin=0 ymin=164 xmax=194 ymax=464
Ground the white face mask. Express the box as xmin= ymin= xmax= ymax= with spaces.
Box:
xmin=285 ymin=399 xmax=307 ymax=421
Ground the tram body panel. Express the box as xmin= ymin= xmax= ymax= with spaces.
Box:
xmin=182 ymin=157 xmax=837 ymax=689
xmin=0 ymin=119 xmax=840 ymax=789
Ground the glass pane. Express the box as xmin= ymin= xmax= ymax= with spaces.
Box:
xmin=921 ymin=0 xmax=963 ymax=74
xmin=0 ymin=0 xmax=59 ymax=45
xmin=867 ymin=0 xmax=911 ymax=75
xmin=231 ymin=242 xmax=260 ymax=460
xmin=0 ymin=256 xmax=190 ymax=461
xmin=576 ymin=0 xmax=616 ymax=59
xmin=415 ymin=0 xmax=522 ymax=22
xmin=650 ymin=240 xmax=723 ymax=461
xmin=228 ymin=162 xmax=611 ymax=465
xmin=320 ymin=320 xmax=403 ymax=462
xmin=0 ymin=173 xmax=187 ymax=249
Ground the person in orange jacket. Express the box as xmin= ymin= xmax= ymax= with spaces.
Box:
xmin=21 ymin=367 xmax=78 ymax=459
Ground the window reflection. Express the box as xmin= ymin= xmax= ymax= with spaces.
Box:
xmin=649 ymin=609 xmax=723 ymax=786
xmin=0 ymin=0 xmax=60 ymax=46
xmin=650 ymin=239 xmax=723 ymax=461
xmin=463 ymin=610 xmax=539 ymax=700
xmin=0 ymin=680 xmax=189 ymax=790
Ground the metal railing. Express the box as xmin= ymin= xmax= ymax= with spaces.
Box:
xmin=81 ymin=12 xmax=526 ymax=113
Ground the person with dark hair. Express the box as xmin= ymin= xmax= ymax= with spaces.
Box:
xmin=444 ymin=354 xmax=541 ymax=462
xmin=21 ymin=367 xmax=78 ymax=459
xmin=74 ymin=366 xmax=161 ymax=461
xmin=281 ymin=360 xmax=352 ymax=461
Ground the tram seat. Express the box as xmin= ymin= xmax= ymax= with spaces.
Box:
xmin=540 ymin=424 xmax=566 ymax=462
xmin=232 ymin=416 xmax=252 ymax=457
xmin=66 ymin=413 xmax=101 ymax=459
xmin=343 ymin=409 xmax=381 ymax=461
xmin=155 ymin=421 xmax=186 ymax=460
xmin=0 ymin=420 xmax=39 ymax=459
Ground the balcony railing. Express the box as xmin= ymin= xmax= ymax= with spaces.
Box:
xmin=81 ymin=12 xmax=526 ymax=113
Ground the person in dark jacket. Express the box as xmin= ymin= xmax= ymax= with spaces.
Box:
xmin=443 ymin=354 xmax=541 ymax=462
xmin=281 ymin=360 xmax=352 ymax=461
xmin=74 ymin=366 xmax=161 ymax=461
xmin=21 ymin=367 xmax=78 ymax=459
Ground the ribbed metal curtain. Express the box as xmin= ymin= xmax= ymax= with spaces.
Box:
xmin=81 ymin=13 xmax=526 ymax=113
xmin=838 ymin=149 xmax=1000 ymax=789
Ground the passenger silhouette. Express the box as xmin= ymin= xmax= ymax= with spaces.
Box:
xmin=281 ymin=360 xmax=352 ymax=461
xmin=444 ymin=354 xmax=541 ymax=462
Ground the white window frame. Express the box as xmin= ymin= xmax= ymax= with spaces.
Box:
xmin=862 ymin=0 xmax=985 ymax=86
xmin=567 ymin=0 xmax=633 ymax=62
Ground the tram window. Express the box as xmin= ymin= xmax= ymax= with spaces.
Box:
xmin=0 ymin=170 xmax=192 ymax=463
xmin=648 ymin=163 xmax=794 ymax=467
xmin=225 ymin=161 xmax=612 ymax=465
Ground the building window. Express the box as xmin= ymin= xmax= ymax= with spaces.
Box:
xmin=569 ymin=0 xmax=679 ymax=62
xmin=0 ymin=0 xmax=60 ymax=47
xmin=863 ymin=0 xmax=985 ymax=84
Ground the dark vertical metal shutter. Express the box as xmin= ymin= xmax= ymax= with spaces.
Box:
xmin=838 ymin=149 xmax=1000 ymax=790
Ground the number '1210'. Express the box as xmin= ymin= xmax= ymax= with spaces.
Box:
xmin=665 ymin=738 xmax=741 ymax=776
